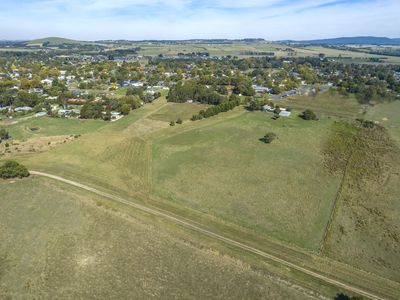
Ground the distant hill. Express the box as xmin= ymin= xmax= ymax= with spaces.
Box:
xmin=26 ymin=37 xmax=89 ymax=46
xmin=283 ymin=36 xmax=400 ymax=46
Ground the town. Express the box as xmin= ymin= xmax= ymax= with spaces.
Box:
xmin=1 ymin=42 xmax=399 ymax=125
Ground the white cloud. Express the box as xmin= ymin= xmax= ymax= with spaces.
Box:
xmin=0 ymin=0 xmax=399 ymax=40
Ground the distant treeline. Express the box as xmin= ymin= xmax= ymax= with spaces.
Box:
xmin=241 ymin=51 xmax=274 ymax=56
xmin=177 ymin=52 xmax=210 ymax=57
xmin=103 ymin=48 xmax=141 ymax=57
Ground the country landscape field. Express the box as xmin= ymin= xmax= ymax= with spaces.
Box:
xmin=1 ymin=1 xmax=400 ymax=299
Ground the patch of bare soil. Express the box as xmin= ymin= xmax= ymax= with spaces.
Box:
xmin=0 ymin=135 xmax=79 ymax=156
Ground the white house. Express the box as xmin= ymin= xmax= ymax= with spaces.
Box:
xmin=15 ymin=106 xmax=33 ymax=112
xmin=279 ymin=111 xmax=292 ymax=117
xmin=35 ymin=112 xmax=47 ymax=117
xmin=262 ymin=105 xmax=275 ymax=112
xmin=41 ymin=78 xmax=53 ymax=86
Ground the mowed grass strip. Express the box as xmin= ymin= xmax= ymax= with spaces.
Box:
xmin=0 ymin=177 xmax=313 ymax=299
xmin=6 ymin=116 xmax=107 ymax=140
xmin=280 ymin=92 xmax=364 ymax=119
xmin=148 ymin=102 xmax=209 ymax=122
xmin=152 ymin=111 xmax=341 ymax=250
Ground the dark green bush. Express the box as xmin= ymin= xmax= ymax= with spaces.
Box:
xmin=300 ymin=109 xmax=317 ymax=120
xmin=260 ymin=132 xmax=277 ymax=144
xmin=0 ymin=160 xmax=30 ymax=179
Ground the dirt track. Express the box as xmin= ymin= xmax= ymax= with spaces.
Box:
xmin=30 ymin=170 xmax=387 ymax=300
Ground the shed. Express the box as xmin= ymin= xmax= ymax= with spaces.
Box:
xmin=279 ymin=111 xmax=292 ymax=117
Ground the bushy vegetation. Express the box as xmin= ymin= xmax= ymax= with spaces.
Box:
xmin=260 ymin=132 xmax=277 ymax=144
xmin=322 ymin=120 xmax=400 ymax=280
xmin=191 ymin=98 xmax=240 ymax=120
xmin=0 ymin=128 xmax=10 ymax=140
xmin=300 ymin=109 xmax=318 ymax=120
xmin=80 ymin=103 xmax=104 ymax=119
xmin=167 ymin=79 xmax=224 ymax=105
xmin=0 ymin=160 xmax=30 ymax=179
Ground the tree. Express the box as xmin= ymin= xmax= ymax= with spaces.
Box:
xmin=260 ymin=132 xmax=277 ymax=144
xmin=0 ymin=128 xmax=10 ymax=140
xmin=120 ymin=95 xmax=141 ymax=110
xmin=126 ymin=87 xmax=144 ymax=98
xmin=0 ymin=160 xmax=30 ymax=179
xmin=334 ymin=293 xmax=364 ymax=300
xmin=300 ymin=109 xmax=317 ymax=120
xmin=103 ymin=110 xmax=111 ymax=121
xmin=80 ymin=103 xmax=104 ymax=119
xmin=120 ymin=104 xmax=131 ymax=116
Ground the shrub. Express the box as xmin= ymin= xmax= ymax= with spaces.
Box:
xmin=300 ymin=109 xmax=317 ymax=120
xmin=0 ymin=160 xmax=30 ymax=179
xmin=170 ymin=121 xmax=175 ymax=126
xmin=0 ymin=128 xmax=9 ymax=140
xmin=176 ymin=118 xmax=183 ymax=124
xmin=120 ymin=104 xmax=131 ymax=116
xmin=260 ymin=132 xmax=277 ymax=144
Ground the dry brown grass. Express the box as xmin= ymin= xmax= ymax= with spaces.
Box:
xmin=322 ymin=121 xmax=400 ymax=281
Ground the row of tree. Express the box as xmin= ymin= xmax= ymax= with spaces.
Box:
xmin=191 ymin=98 xmax=241 ymax=121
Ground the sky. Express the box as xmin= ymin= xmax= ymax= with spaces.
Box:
xmin=0 ymin=0 xmax=399 ymax=41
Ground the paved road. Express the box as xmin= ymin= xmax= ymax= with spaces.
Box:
xmin=30 ymin=170 xmax=385 ymax=300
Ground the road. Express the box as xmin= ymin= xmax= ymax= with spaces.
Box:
xmin=30 ymin=170 xmax=385 ymax=300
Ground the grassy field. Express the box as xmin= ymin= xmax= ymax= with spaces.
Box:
xmin=291 ymin=46 xmax=400 ymax=64
xmin=322 ymin=121 xmax=400 ymax=282
xmin=135 ymin=42 xmax=283 ymax=57
xmin=5 ymin=116 xmax=107 ymax=140
xmin=1 ymin=176 xmax=315 ymax=299
xmin=3 ymin=96 xmax=400 ymax=298
xmin=148 ymin=102 xmax=209 ymax=122
xmin=280 ymin=92 xmax=364 ymax=119
xmin=152 ymin=111 xmax=341 ymax=250
xmin=131 ymin=42 xmax=400 ymax=63
xmin=366 ymin=100 xmax=400 ymax=143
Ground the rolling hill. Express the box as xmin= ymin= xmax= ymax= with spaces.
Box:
xmin=284 ymin=36 xmax=400 ymax=45
xmin=26 ymin=37 xmax=90 ymax=46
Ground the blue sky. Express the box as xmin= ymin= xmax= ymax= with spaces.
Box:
xmin=0 ymin=0 xmax=399 ymax=40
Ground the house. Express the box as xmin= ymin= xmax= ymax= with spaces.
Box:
xmin=29 ymin=88 xmax=44 ymax=94
xmin=111 ymin=111 xmax=122 ymax=120
xmin=41 ymin=78 xmax=53 ymax=86
xmin=35 ymin=112 xmax=47 ymax=117
xmin=131 ymin=81 xmax=144 ymax=87
xmin=58 ymin=109 xmax=72 ymax=116
xmin=14 ymin=106 xmax=33 ymax=112
xmin=253 ymin=85 xmax=271 ymax=94
xmin=279 ymin=111 xmax=292 ymax=117
xmin=0 ymin=106 xmax=10 ymax=112
xmin=262 ymin=105 xmax=275 ymax=112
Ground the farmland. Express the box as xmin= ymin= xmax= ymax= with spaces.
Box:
xmin=1 ymin=177 xmax=315 ymax=299
xmin=152 ymin=110 xmax=340 ymax=250
xmin=1 ymin=37 xmax=400 ymax=299
xmin=280 ymin=92 xmax=365 ymax=119
xmin=321 ymin=121 xmax=400 ymax=282
xmin=1 ymin=95 xmax=397 ymax=299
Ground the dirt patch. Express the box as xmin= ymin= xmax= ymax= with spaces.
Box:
xmin=0 ymin=135 xmax=79 ymax=156
xmin=124 ymin=118 xmax=169 ymax=137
